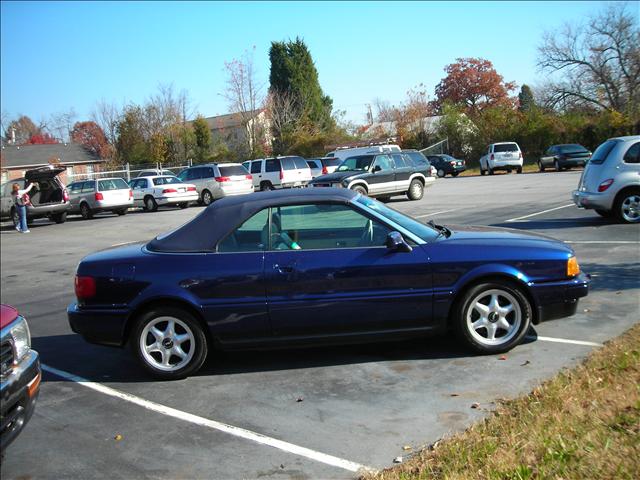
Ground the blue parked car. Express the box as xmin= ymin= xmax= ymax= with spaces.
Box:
xmin=68 ymin=189 xmax=589 ymax=379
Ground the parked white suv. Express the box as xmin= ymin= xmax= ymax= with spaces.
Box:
xmin=177 ymin=163 xmax=253 ymax=205
xmin=572 ymin=135 xmax=639 ymax=223
xmin=479 ymin=142 xmax=523 ymax=175
xmin=128 ymin=175 xmax=199 ymax=211
xmin=242 ymin=156 xmax=312 ymax=191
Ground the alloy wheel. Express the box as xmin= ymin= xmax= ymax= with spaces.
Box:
xmin=621 ymin=194 xmax=640 ymax=223
xmin=139 ymin=316 xmax=196 ymax=372
xmin=465 ymin=289 xmax=522 ymax=347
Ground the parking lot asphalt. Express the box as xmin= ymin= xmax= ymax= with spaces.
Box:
xmin=1 ymin=170 xmax=639 ymax=479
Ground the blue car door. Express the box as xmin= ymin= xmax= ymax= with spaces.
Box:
xmin=263 ymin=203 xmax=433 ymax=337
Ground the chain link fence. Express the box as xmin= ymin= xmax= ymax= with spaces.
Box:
xmin=67 ymin=160 xmax=193 ymax=183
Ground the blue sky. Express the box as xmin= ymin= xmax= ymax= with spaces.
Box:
xmin=0 ymin=1 xmax=615 ymax=126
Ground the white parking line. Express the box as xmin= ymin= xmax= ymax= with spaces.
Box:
xmin=564 ymin=241 xmax=640 ymax=244
xmin=415 ymin=208 xmax=460 ymax=219
xmin=505 ymin=204 xmax=574 ymax=222
xmin=527 ymin=336 xmax=603 ymax=347
xmin=41 ymin=364 xmax=373 ymax=474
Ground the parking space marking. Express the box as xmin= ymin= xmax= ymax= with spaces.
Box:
xmin=415 ymin=208 xmax=460 ymax=219
xmin=527 ymin=336 xmax=603 ymax=347
xmin=505 ymin=204 xmax=574 ymax=222
xmin=564 ymin=241 xmax=640 ymax=244
xmin=41 ymin=364 xmax=373 ymax=474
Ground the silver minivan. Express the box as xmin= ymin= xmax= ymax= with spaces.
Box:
xmin=67 ymin=178 xmax=133 ymax=219
xmin=177 ymin=163 xmax=253 ymax=205
xmin=572 ymin=135 xmax=639 ymax=223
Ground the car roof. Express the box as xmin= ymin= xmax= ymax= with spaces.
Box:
xmin=147 ymin=188 xmax=357 ymax=253
xmin=491 ymin=142 xmax=519 ymax=145
xmin=610 ymin=135 xmax=640 ymax=142
xmin=137 ymin=175 xmax=178 ymax=180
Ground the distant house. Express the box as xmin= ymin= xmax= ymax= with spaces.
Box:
xmin=193 ymin=109 xmax=272 ymax=155
xmin=0 ymin=143 xmax=105 ymax=185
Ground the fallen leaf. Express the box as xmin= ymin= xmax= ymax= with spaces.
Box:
xmin=393 ymin=456 xmax=403 ymax=463
xmin=471 ymin=402 xmax=480 ymax=409
xmin=450 ymin=393 xmax=459 ymax=397
xmin=520 ymin=360 xmax=531 ymax=366
xmin=583 ymin=308 xmax=590 ymax=313
xmin=114 ymin=434 xmax=123 ymax=441
xmin=498 ymin=355 xmax=507 ymax=361
xmin=402 ymin=445 xmax=412 ymax=451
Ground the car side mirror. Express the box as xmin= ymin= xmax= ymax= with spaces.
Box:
xmin=372 ymin=165 xmax=381 ymax=173
xmin=385 ymin=231 xmax=412 ymax=253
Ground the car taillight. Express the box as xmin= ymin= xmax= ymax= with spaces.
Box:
xmin=162 ymin=188 xmax=177 ymax=194
xmin=450 ymin=161 xmax=456 ymax=165
xmin=129 ymin=189 xmax=133 ymax=199
xmin=279 ymin=170 xmax=284 ymax=180
xmin=322 ymin=166 xmax=328 ymax=175
xmin=215 ymin=176 xmax=230 ymax=182
xmin=246 ymin=174 xmax=253 ymax=180
xmin=187 ymin=186 xmax=197 ymax=191
xmin=63 ymin=189 xmax=69 ymax=202
xmin=490 ymin=154 xmax=494 ymax=161
xmin=75 ymin=275 xmax=96 ymax=299
xmin=597 ymin=179 xmax=614 ymax=192
xmin=94 ymin=192 xmax=104 ymax=201
xmin=519 ymin=152 xmax=523 ymax=159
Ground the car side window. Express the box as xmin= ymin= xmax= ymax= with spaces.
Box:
xmin=205 ymin=167 xmax=215 ymax=178
xmin=177 ymin=170 xmax=189 ymax=181
xmin=268 ymin=204 xmax=391 ymax=251
xmin=623 ymin=142 xmax=640 ymax=164
xmin=265 ymin=159 xmax=279 ymax=172
xmin=69 ymin=182 xmax=83 ymax=194
xmin=217 ymin=209 xmax=269 ymax=253
xmin=134 ymin=179 xmax=146 ymax=189
xmin=392 ymin=154 xmax=407 ymax=168
xmin=373 ymin=155 xmax=392 ymax=172
xmin=250 ymin=161 xmax=262 ymax=174
xmin=81 ymin=181 xmax=95 ymax=193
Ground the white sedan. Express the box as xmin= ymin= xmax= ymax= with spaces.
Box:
xmin=129 ymin=176 xmax=199 ymax=212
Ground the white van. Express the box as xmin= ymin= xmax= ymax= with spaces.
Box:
xmin=326 ymin=145 xmax=402 ymax=162
xmin=242 ymin=156 xmax=312 ymax=191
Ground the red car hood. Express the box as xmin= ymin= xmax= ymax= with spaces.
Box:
xmin=0 ymin=304 xmax=20 ymax=329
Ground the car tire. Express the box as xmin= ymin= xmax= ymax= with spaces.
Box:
xmin=201 ymin=190 xmax=213 ymax=206
xmin=517 ymin=166 xmax=523 ymax=174
xmin=351 ymin=185 xmax=368 ymax=196
xmin=52 ymin=212 xmax=67 ymax=224
xmin=131 ymin=307 xmax=208 ymax=380
xmin=538 ymin=161 xmax=545 ymax=172
xmin=437 ymin=169 xmax=445 ymax=178
xmin=480 ymin=167 xmax=486 ymax=176
xmin=595 ymin=209 xmax=613 ymax=218
xmin=614 ymin=189 xmax=640 ymax=224
xmin=178 ymin=202 xmax=189 ymax=209
xmin=488 ymin=168 xmax=495 ymax=175
xmin=144 ymin=196 xmax=158 ymax=212
xmin=452 ymin=172 xmax=459 ymax=177
xmin=454 ymin=281 xmax=532 ymax=354
xmin=260 ymin=182 xmax=274 ymax=192
xmin=554 ymin=160 xmax=561 ymax=172
xmin=115 ymin=209 xmax=128 ymax=216
xmin=80 ymin=203 xmax=93 ymax=220
xmin=407 ymin=179 xmax=424 ymax=201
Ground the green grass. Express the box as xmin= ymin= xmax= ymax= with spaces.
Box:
xmin=362 ymin=324 xmax=640 ymax=480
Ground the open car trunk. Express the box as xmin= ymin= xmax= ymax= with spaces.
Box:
xmin=25 ymin=167 xmax=65 ymax=206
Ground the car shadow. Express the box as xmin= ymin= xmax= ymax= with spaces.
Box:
xmin=580 ymin=262 xmax=640 ymax=292
xmin=36 ymin=332 xmax=484 ymax=384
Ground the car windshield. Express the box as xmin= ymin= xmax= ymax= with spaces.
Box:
xmin=152 ymin=176 xmax=182 ymax=185
xmin=558 ymin=144 xmax=588 ymax=154
xmin=337 ymin=155 xmax=374 ymax=172
xmin=98 ymin=178 xmax=129 ymax=191
xmin=494 ymin=144 xmax=519 ymax=152
xmin=355 ymin=195 xmax=440 ymax=242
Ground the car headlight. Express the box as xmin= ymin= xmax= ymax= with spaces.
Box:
xmin=10 ymin=317 xmax=31 ymax=362
xmin=567 ymin=256 xmax=580 ymax=277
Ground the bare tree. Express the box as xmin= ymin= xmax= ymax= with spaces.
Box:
xmin=92 ymin=99 xmax=122 ymax=148
xmin=47 ymin=109 xmax=77 ymax=142
xmin=537 ymin=3 xmax=640 ymax=112
xmin=222 ymin=47 xmax=266 ymax=156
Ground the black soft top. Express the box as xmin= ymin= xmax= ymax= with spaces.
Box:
xmin=146 ymin=188 xmax=358 ymax=253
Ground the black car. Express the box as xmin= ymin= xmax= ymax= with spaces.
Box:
xmin=427 ymin=154 xmax=467 ymax=177
xmin=0 ymin=166 xmax=70 ymax=226
xmin=309 ymin=152 xmax=432 ymax=201
xmin=538 ymin=144 xmax=591 ymax=172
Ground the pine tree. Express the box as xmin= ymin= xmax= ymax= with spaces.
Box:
xmin=518 ymin=85 xmax=536 ymax=112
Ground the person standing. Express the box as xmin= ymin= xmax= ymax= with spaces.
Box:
xmin=11 ymin=182 xmax=36 ymax=233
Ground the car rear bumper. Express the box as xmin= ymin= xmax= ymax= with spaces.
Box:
xmin=489 ymin=161 xmax=522 ymax=170
xmin=529 ymin=272 xmax=590 ymax=323
xmin=157 ymin=193 xmax=199 ymax=205
xmin=560 ymin=158 xmax=587 ymax=168
xmin=218 ymin=185 xmax=255 ymax=198
xmin=95 ymin=199 xmax=134 ymax=211
xmin=572 ymin=190 xmax=613 ymax=211
xmin=67 ymin=302 xmax=128 ymax=347
xmin=1 ymin=349 xmax=40 ymax=452
xmin=27 ymin=202 xmax=70 ymax=218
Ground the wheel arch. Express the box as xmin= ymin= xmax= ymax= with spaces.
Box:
xmin=447 ymin=271 xmax=539 ymax=326
xmin=347 ymin=180 xmax=368 ymax=192
xmin=408 ymin=173 xmax=426 ymax=185
xmin=124 ymin=297 xmax=214 ymax=348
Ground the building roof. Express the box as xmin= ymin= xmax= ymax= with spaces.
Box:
xmin=194 ymin=109 xmax=264 ymax=131
xmin=0 ymin=143 xmax=104 ymax=170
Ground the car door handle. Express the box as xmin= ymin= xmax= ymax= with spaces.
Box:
xmin=273 ymin=264 xmax=294 ymax=274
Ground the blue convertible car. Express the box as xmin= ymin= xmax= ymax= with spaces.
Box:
xmin=68 ymin=189 xmax=589 ymax=379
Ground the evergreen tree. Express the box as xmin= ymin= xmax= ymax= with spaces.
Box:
xmin=192 ymin=116 xmax=211 ymax=163
xmin=518 ymin=85 xmax=536 ymax=112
